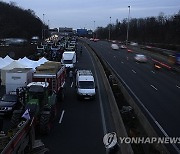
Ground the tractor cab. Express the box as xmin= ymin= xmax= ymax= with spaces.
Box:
xmin=25 ymin=82 xmax=49 ymax=116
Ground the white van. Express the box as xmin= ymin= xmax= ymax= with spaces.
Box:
xmin=61 ymin=51 xmax=76 ymax=69
xmin=76 ymin=70 xmax=96 ymax=100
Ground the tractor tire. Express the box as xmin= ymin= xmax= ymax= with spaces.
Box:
xmin=39 ymin=111 xmax=51 ymax=135
xmin=10 ymin=110 xmax=23 ymax=129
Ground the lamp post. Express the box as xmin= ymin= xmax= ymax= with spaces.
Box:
xmin=109 ymin=16 xmax=111 ymax=41
xmin=42 ymin=14 xmax=45 ymax=40
xmin=126 ymin=6 xmax=130 ymax=45
xmin=93 ymin=20 xmax=95 ymax=39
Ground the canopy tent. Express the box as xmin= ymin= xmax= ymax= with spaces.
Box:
xmin=3 ymin=55 xmax=14 ymax=64
xmin=1 ymin=60 xmax=28 ymax=85
xmin=0 ymin=57 xmax=10 ymax=69
xmin=18 ymin=57 xmax=40 ymax=69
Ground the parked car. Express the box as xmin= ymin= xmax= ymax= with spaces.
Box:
xmin=0 ymin=93 xmax=21 ymax=116
xmin=111 ymin=43 xmax=119 ymax=50
xmin=134 ymin=54 xmax=147 ymax=63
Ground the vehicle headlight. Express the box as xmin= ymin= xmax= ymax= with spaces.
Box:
xmin=7 ymin=107 xmax=13 ymax=111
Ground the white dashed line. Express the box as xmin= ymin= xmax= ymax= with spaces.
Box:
xmin=151 ymin=85 xmax=158 ymax=91
xmin=176 ymin=85 xmax=180 ymax=89
xmin=59 ymin=110 xmax=65 ymax=124
xmin=151 ymin=71 xmax=155 ymax=74
xmin=132 ymin=70 xmax=136 ymax=74
xmin=121 ymin=61 xmax=124 ymax=64
xmin=71 ymin=82 xmax=74 ymax=87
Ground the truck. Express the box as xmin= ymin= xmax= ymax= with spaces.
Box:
xmin=76 ymin=70 xmax=96 ymax=100
xmin=10 ymin=61 xmax=66 ymax=134
xmin=61 ymin=51 xmax=76 ymax=69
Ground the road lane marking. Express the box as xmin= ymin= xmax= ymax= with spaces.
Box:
xmin=59 ymin=110 xmax=65 ymax=124
xmin=151 ymin=71 xmax=155 ymax=74
xmin=71 ymin=82 xmax=74 ymax=87
xmin=121 ymin=61 xmax=124 ymax=64
xmin=95 ymin=53 xmax=180 ymax=153
xmin=85 ymin=46 xmax=108 ymax=148
xmin=126 ymin=57 xmax=129 ymax=60
xmin=135 ymin=62 xmax=139 ymax=64
xmin=176 ymin=85 xmax=180 ymax=89
xmin=132 ymin=70 xmax=136 ymax=74
xmin=150 ymin=85 xmax=158 ymax=91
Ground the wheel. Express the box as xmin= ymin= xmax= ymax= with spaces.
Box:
xmin=10 ymin=110 xmax=23 ymax=128
xmin=39 ymin=112 xmax=51 ymax=135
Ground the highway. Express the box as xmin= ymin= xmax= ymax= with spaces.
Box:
xmin=39 ymin=43 xmax=117 ymax=154
xmin=84 ymin=39 xmax=180 ymax=152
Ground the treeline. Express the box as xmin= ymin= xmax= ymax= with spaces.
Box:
xmin=96 ymin=11 xmax=180 ymax=46
xmin=0 ymin=1 xmax=44 ymax=39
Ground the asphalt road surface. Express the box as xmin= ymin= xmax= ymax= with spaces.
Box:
xmin=85 ymin=39 xmax=180 ymax=152
xmin=40 ymin=43 xmax=116 ymax=154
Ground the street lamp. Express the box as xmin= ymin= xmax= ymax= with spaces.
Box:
xmin=93 ymin=20 xmax=95 ymax=39
xmin=109 ymin=16 xmax=111 ymax=41
xmin=126 ymin=6 xmax=130 ymax=45
xmin=42 ymin=14 xmax=45 ymax=40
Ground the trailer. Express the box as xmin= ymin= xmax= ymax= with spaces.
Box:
xmin=33 ymin=61 xmax=66 ymax=100
xmin=5 ymin=68 xmax=33 ymax=94
xmin=0 ymin=119 xmax=48 ymax=154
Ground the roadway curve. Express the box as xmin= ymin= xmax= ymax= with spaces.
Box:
xmin=85 ymin=39 xmax=180 ymax=152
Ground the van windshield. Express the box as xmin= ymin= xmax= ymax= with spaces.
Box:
xmin=63 ymin=60 xmax=72 ymax=64
xmin=79 ymin=81 xmax=94 ymax=89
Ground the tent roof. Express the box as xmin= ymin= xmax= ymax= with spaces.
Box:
xmin=1 ymin=60 xmax=28 ymax=70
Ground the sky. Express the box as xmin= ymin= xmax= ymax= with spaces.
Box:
xmin=2 ymin=0 xmax=180 ymax=30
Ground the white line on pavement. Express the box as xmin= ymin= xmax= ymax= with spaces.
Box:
xmin=151 ymin=85 xmax=158 ymax=91
xmin=132 ymin=70 xmax=136 ymax=74
xmin=59 ymin=110 xmax=65 ymax=124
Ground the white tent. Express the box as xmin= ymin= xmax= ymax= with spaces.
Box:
xmin=0 ymin=57 xmax=9 ymax=69
xmin=1 ymin=60 xmax=28 ymax=85
xmin=38 ymin=57 xmax=48 ymax=65
xmin=3 ymin=55 xmax=14 ymax=64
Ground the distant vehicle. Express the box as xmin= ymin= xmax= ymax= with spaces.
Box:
xmin=130 ymin=42 xmax=138 ymax=46
xmin=61 ymin=51 xmax=76 ymax=69
xmin=93 ymin=38 xmax=99 ymax=42
xmin=0 ymin=93 xmax=21 ymax=116
xmin=134 ymin=54 xmax=147 ymax=63
xmin=120 ymin=45 xmax=127 ymax=49
xmin=31 ymin=36 xmax=40 ymax=45
xmin=76 ymin=70 xmax=96 ymax=100
xmin=111 ymin=43 xmax=119 ymax=50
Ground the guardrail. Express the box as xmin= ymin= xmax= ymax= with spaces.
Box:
xmin=82 ymin=39 xmax=180 ymax=153
xmin=81 ymin=40 xmax=134 ymax=154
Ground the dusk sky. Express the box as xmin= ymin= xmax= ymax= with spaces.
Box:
xmin=2 ymin=0 xmax=180 ymax=30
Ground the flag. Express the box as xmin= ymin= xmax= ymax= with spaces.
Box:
xmin=22 ymin=109 xmax=31 ymax=120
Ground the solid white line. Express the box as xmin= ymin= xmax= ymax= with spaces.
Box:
xmin=132 ymin=70 xmax=136 ymax=74
xmin=106 ymin=61 xmax=180 ymax=152
xmin=85 ymin=47 xmax=108 ymax=130
xmin=176 ymin=85 xmax=180 ymax=89
xmin=59 ymin=110 xmax=65 ymax=124
xmin=71 ymin=82 xmax=74 ymax=87
xmin=150 ymin=85 xmax=158 ymax=91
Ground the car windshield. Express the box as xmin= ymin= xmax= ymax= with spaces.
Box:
xmin=1 ymin=94 xmax=17 ymax=102
xmin=78 ymin=81 xmax=94 ymax=89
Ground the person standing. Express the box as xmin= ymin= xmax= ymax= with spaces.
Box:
xmin=69 ymin=70 xmax=73 ymax=83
